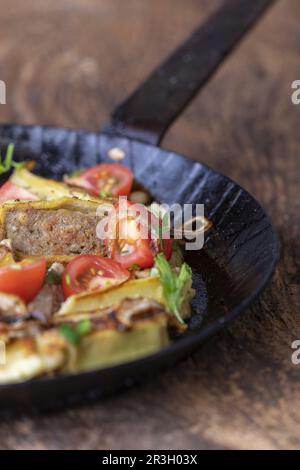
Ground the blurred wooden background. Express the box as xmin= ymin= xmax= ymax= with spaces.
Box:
xmin=0 ymin=0 xmax=299 ymax=450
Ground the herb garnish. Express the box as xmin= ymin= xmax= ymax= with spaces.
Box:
xmin=69 ymin=169 xmax=82 ymax=178
xmin=128 ymin=263 xmax=141 ymax=271
xmin=65 ymin=274 xmax=71 ymax=286
xmin=99 ymin=190 xmax=113 ymax=198
xmin=59 ymin=319 xmax=92 ymax=345
xmin=155 ymin=254 xmax=192 ymax=324
xmin=149 ymin=203 xmax=171 ymax=253
xmin=0 ymin=144 xmax=26 ymax=175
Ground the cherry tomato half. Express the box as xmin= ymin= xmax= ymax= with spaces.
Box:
xmin=0 ymin=181 xmax=38 ymax=203
xmin=0 ymin=259 xmax=47 ymax=303
xmin=105 ymin=201 xmax=172 ymax=269
xmin=62 ymin=254 xmax=130 ymax=299
xmin=65 ymin=164 xmax=134 ymax=197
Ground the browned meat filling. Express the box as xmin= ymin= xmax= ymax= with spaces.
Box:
xmin=5 ymin=208 xmax=104 ymax=256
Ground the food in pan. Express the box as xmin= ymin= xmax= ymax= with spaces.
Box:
xmin=0 ymin=144 xmax=197 ymax=384
xmin=0 ymin=199 xmax=108 ymax=260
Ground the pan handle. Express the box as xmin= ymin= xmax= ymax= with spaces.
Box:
xmin=104 ymin=0 xmax=275 ymax=146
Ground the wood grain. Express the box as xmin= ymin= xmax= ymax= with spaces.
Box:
xmin=0 ymin=0 xmax=299 ymax=450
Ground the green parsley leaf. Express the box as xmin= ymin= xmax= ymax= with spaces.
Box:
xmin=128 ymin=263 xmax=141 ymax=271
xmin=46 ymin=270 xmax=62 ymax=285
xmin=158 ymin=217 xmax=164 ymax=251
xmin=59 ymin=324 xmax=80 ymax=345
xmin=69 ymin=169 xmax=82 ymax=178
xmin=4 ymin=144 xmax=13 ymax=170
xmin=59 ymin=319 xmax=92 ymax=345
xmin=0 ymin=144 xmax=26 ymax=175
xmin=149 ymin=203 xmax=171 ymax=253
xmin=76 ymin=319 xmax=91 ymax=336
xmin=155 ymin=254 xmax=192 ymax=324
xmin=65 ymin=274 xmax=71 ymax=286
xmin=12 ymin=161 xmax=26 ymax=169
xmin=99 ymin=190 xmax=113 ymax=198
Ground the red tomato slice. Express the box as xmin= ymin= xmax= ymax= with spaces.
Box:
xmin=62 ymin=254 xmax=130 ymax=298
xmin=0 ymin=181 xmax=38 ymax=203
xmin=65 ymin=164 xmax=134 ymax=197
xmin=105 ymin=201 xmax=172 ymax=269
xmin=0 ymin=259 xmax=47 ymax=303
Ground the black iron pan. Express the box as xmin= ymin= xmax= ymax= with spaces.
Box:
xmin=0 ymin=0 xmax=279 ymax=414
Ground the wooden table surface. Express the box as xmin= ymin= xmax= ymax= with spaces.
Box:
xmin=0 ymin=0 xmax=299 ymax=450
